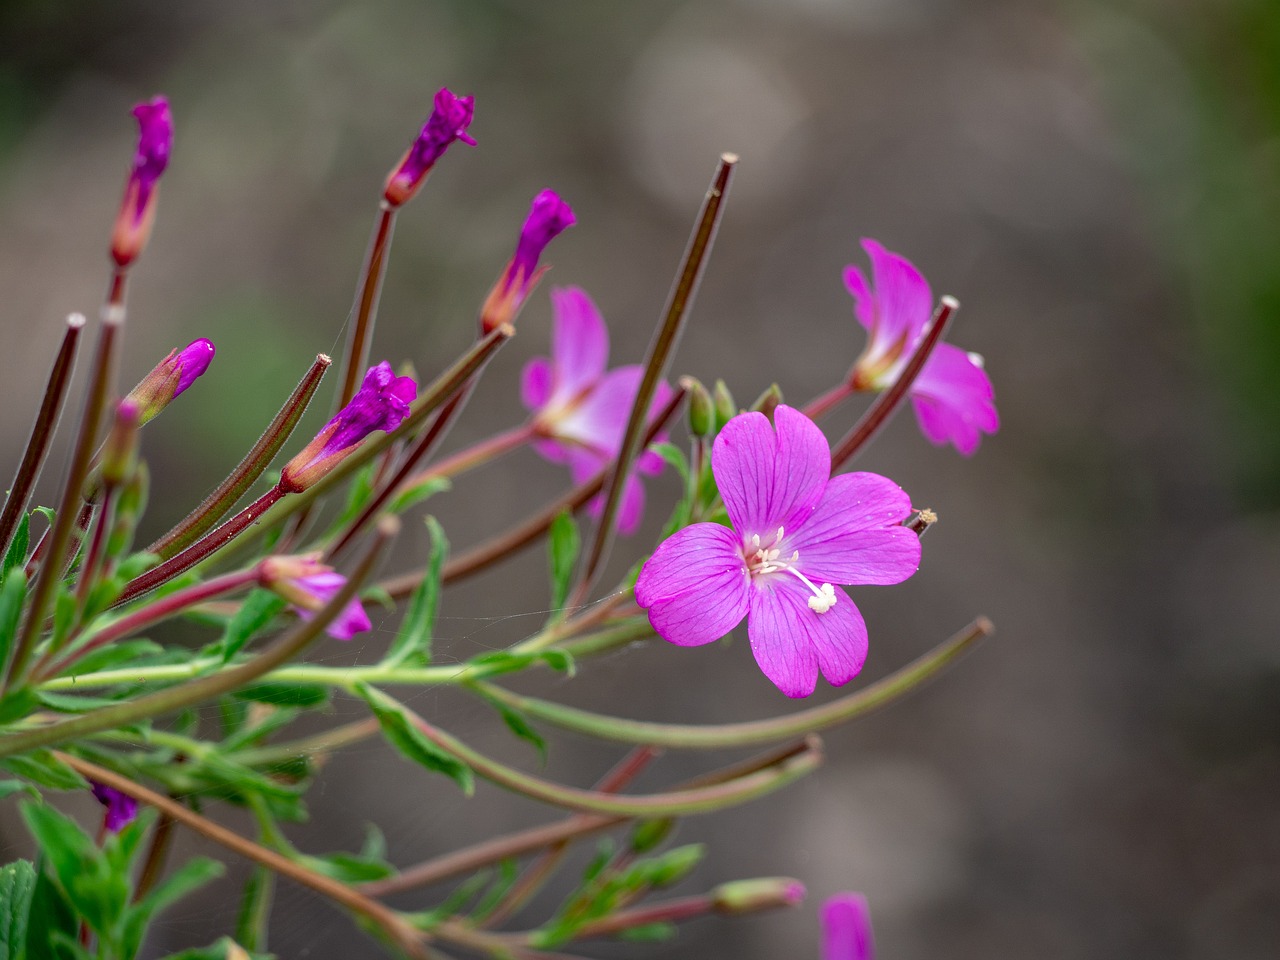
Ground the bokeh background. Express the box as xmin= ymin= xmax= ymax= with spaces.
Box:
xmin=1 ymin=1 xmax=1278 ymax=957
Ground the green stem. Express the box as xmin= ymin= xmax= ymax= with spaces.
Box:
xmin=477 ymin=617 xmax=992 ymax=748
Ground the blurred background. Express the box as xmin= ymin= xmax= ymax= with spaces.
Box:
xmin=1 ymin=0 xmax=1277 ymax=957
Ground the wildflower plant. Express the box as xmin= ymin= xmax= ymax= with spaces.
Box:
xmin=0 ymin=90 xmax=996 ymax=959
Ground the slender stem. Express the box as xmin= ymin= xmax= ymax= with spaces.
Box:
xmin=114 ymin=487 xmax=284 ymax=607
xmin=800 ymin=380 xmax=855 ymax=423
xmin=6 ymin=313 xmax=122 ymax=692
xmin=133 ymin=808 xmax=175 ymax=901
xmin=478 ymin=617 xmax=992 ymax=749
xmin=0 ymin=520 xmax=393 ymax=759
xmin=379 ymin=385 xmax=686 ymax=598
xmin=573 ymin=154 xmax=736 ymax=605
xmin=829 ymin=297 xmax=956 ymax=470
xmin=148 ymin=354 xmax=331 ymax=560
xmin=55 ymin=752 xmax=426 ymax=959
xmin=375 ymin=689 xmax=821 ymax=817
xmin=561 ymin=893 xmax=713 ymax=942
xmin=411 ymin=420 xmax=536 ymax=488
xmin=0 ymin=314 xmax=85 ymax=560
xmin=337 ymin=205 xmax=398 ymax=409
xmin=72 ymin=482 xmax=118 ymax=614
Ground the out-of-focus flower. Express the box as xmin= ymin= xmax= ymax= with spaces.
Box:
xmin=261 ymin=555 xmax=372 ymax=640
xmin=111 ymin=96 xmax=173 ymax=267
xmin=126 ymin=338 xmax=215 ymax=425
xmin=383 ymin=87 xmax=476 ymax=207
xmin=712 ymin=877 xmax=807 ymax=915
xmin=820 ymin=893 xmax=874 ymax=960
xmin=635 ymin=405 xmax=919 ymax=698
xmin=521 ymin=287 xmax=671 ymax=534
xmin=280 ymin=362 xmax=416 ymax=493
xmin=90 ymin=781 xmax=139 ymax=833
xmin=844 ymin=239 xmax=998 ymax=455
xmin=480 ymin=190 xmax=575 ymax=334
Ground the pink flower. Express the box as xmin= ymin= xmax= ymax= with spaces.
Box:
xmin=844 ymin=239 xmax=998 ymax=456
xmin=280 ymin=362 xmax=416 ymax=492
xmin=521 ymin=287 xmax=671 ymax=534
xmin=635 ymin=405 xmax=920 ymax=698
xmin=261 ymin=556 xmax=372 ymax=641
xmin=480 ymin=190 xmax=575 ymax=334
xmin=126 ymin=338 xmax=216 ymax=425
xmin=111 ymin=96 xmax=173 ymax=266
xmin=90 ymin=781 xmax=139 ymax=833
xmin=383 ymin=87 xmax=476 ymax=207
xmin=821 ymin=893 xmax=874 ymax=960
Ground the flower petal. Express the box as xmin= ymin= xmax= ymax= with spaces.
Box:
xmin=821 ymin=893 xmax=875 ymax=960
xmin=550 ymin=287 xmax=610 ymax=400
xmin=521 ymin=356 xmax=553 ymax=410
xmin=554 ymin=365 xmax=642 ymax=451
xmin=910 ymin=341 xmax=999 ymax=455
xmin=713 ymin=405 xmax=830 ymax=537
xmin=787 ymin=472 xmax=920 ymax=586
xmin=749 ymin=577 xmax=868 ymax=696
xmin=636 ymin=523 xmax=749 ymax=647
xmin=852 ymin=239 xmax=933 ymax=349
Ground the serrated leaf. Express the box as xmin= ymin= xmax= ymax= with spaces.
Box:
xmin=217 ymin=590 xmax=287 ymax=663
xmin=388 ymin=476 xmax=451 ymax=514
xmin=0 ymin=751 xmax=87 ymax=791
xmin=547 ymin=511 xmax=580 ymax=614
xmin=355 ymin=682 xmax=473 ymax=795
xmin=384 ymin=516 xmax=447 ymax=667
xmin=0 ymin=859 xmax=36 ymax=960
xmin=1 ymin=515 xmax=29 ymax=582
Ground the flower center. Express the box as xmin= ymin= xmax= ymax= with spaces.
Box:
xmin=744 ymin=527 xmax=838 ymax=614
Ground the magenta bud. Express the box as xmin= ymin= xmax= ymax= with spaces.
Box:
xmin=125 ymin=338 xmax=216 ymax=426
xmin=111 ymin=96 xmax=173 ymax=267
xmin=383 ymin=87 xmax=476 ymax=207
xmin=479 ymin=189 xmax=575 ymax=334
xmin=90 ymin=781 xmax=139 ymax=833
xmin=260 ymin=554 xmax=372 ymax=640
xmin=712 ymin=878 xmax=807 ymax=915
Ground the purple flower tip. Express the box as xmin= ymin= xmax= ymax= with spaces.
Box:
xmin=384 ymin=87 xmax=475 ymax=205
xmin=173 ymin=338 xmax=215 ymax=397
xmin=260 ymin=556 xmax=372 ymax=640
xmin=820 ymin=893 xmax=874 ymax=960
xmin=91 ymin=780 xmax=139 ymax=833
xmin=130 ymin=96 xmax=173 ymax=204
xmin=513 ymin=189 xmax=576 ymax=281
xmin=635 ymin=405 xmax=921 ymax=698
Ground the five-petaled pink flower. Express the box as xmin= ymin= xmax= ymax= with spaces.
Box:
xmin=845 ymin=239 xmax=998 ymax=456
xmin=91 ymin=781 xmax=139 ymax=833
xmin=480 ymin=190 xmax=576 ymax=334
xmin=280 ymin=361 xmax=416 ymax=493
xmin=383 ymin=87 xmax=476 ymax=207
xmin=111 ymin=96 xmax=174 ymax=266
xmin=636 ymin=405 xmax=920 ymax=698
xmin=821 ymin=893 xmax=874 ymax=960
xmin=522 ymin=287 xmax=672 ymax=534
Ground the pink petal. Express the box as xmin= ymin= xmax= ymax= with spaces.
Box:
xmin=614 ymin=473 xmax=646 ymax=535
xmin=910 ymin=341 xmax=999 ymax=455
xmin=821 ymin=893 xmax=875 ymax=960
xmin=550 ymin=286 xmax=610 ymax=399
xmin=748 ymin=577 xmax=868 ymax=697
xmin=636 ymin=523 xmax=749 ymax=647
xmin=713 ymin=405 xmax=830 ymax=538
xmin=555 ymin=365 xmax=642 ymax=451
xmin=787 ymin=472 xmax=920 ymax=586
xmin=521 ymin=356 xmax=553 ymax=410
xmin=859 ymin=238 xmax=934 ymax=348
xmin=531 ymin=435 xmax=572 ymax=465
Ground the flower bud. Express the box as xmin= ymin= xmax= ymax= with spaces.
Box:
xmin=125 ymin=338 xmax=215 ymax=425
xmin=712 ymin=877 xmax=807 ymax=915
xmin=100 ymin=400 xmax=141 ymax=487
xmin=681 ymin=377 xmax=714 ymax=438
xmin=712 ymin=379 xmax=736 ymax=433
xmin=748 ymin=383 xmax=782 ymax=422
xmin=111 ymin=97 xmax=173 ymax=267
xmin=629 ymin=817 xmax=676 ymax=854
xmin=260 ymin=554 xmax=372 ymax=640
xmin=479 ymin=189 xmax=575 ymax=334
xmin=90 ymin=781 xmax=139 ymax=833
xmin=383 ymin=87 xmax=476 ymax=208
xmin=280 ymin=361 xmax=416 ymax=493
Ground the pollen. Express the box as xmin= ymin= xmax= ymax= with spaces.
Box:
xmin=807 ymin=583 xmax=837 ymax=614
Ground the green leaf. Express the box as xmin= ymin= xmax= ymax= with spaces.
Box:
xmin=36 ymin=690 xmax=132 ymax=713
xmin=0 ymin=781 xmax=38 ymax=802
xmin=298 ymin=850 xmax=394 ymax=883
xmin=468 ymin=858 xmax=519 ymax=923
xmin=466 ymin=648 xmax=575 ymax=680
xmin=216 ymin=590 xmax=287 ymax=663
xmin=547 ymin=511 xmax=580 ymax=614
xmin=388 ymin=475 xmax=451 ymax=514
xmin=324 ymin=461 xmax=378 ymax=537
xmin=233 ymin=683 xmax=329 ymax=709
xmin=617 ymin=922 xmax=677 ymax=942
xmin=59 ymin=638 xmax=165 ymax=677
xmin=120 ymin=856 xmax=224 ymax=959
xmin=650 ymin=442 xmax=690 ymax=485
xmin=384 ymin=516 xmax=447 ymax=667
xmin=0 ymin=751 xmax=87 ymax=791
xmin=469 ymin=686 xmax=546 ymax=762
xmin=49 ymin=589 xmax=77 ymax=652
xmin=355 ymin=682 xmax=473 ymax=795
xmin=631 ymin=843 xmax=704 ymax=888
xmin=23 ymin=866 xmax=78 ymax=960
xmin=156 ymin=937 xmax=272 ymax=960
xmin=0 ymin=860 xmax=36 ymax=960
xmin=1 ymin=515 xmax=29 ymax=582
xmin=234 ymin=868 xmax=273 ymax=953
xmin=0 ymin=573 xmax=28 ymax=688
xmin=115 ymin=551 xmax=159 ymax=584
xmin=19 ymin=802 xmax=126 ymax=938
xmin=0 ymin=688 xmax=38 ymax=726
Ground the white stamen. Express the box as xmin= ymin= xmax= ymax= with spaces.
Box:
xmin=807 ymin=582 xmax=838 ymax=614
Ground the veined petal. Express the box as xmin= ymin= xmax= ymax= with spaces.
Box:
xmin=550 ymin=287 xmax=610 ymax=399
xmin=750 ymin=577 xmax=868 ymax=697
xmin=860 ymin=238 xmax=933 ymax=347
xmin=521 ymin=356 xmax=553 ymax=410
xmin=713 ymin=405 xmax=829 ymax=537
xmin=910 ymin=341 xmax=999 ymax=455
xmin=636 ymin=523 xmax=749 ymax=647
xmin=788 ymin=472 xmax=920 ymax=585
xmin=821 ymin=893 xmax=875 ymax=960
xmin=556 ymin=365 xmax=643 ymax=451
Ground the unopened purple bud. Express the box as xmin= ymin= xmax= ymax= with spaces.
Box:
xmin=383 ymin=87 xmax=476 ymax=207
xmin=126 ymin=338 xmax=216 ymax=425
xmin=260 ymin=555 xmax=372 ymax=640
xmin=90 ymin=780 xmax=139 ymax=833
xmin=111 ymin=96 xmax=173 ymax=267
xmin=480 ymin=189 xmax=575 ymax=334
xmin=820 ymin=893 xmax=875 ymax=960
xmin=279 ymin=361 xmax=416 ymax=493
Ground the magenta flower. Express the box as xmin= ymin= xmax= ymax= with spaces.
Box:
xmin=821 ymin=893 xmax=874 ymax=960
xmin=844 ymin=239 xmax=998 ymax=455
xmin=262 ymin=555 xmax=371 ymax=640
xmin=126 ymin=338 xmax=216 ymax=425
xmin=280 ymin=362 xmax=416 ymax=493
xmin=90 ymin=781 xmax=139 ymax=833
xmin=111 ymin=96 xmax=173 ymax=266
xmin=383 ymin=87 xmax=476 ymax=207
xmin=522 ymin=287 xmax=671 ymax=534
xmin=480 ymin=190 xmax=576 ymax=334
xmin=635 ymin=405 xmax=920 ymax=698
